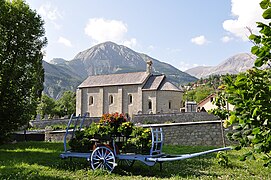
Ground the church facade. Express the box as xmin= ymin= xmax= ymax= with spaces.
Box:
xmin=76 ymin=61 xmax=183 ymax=117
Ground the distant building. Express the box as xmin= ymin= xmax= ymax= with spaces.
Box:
xmin=197 ymin=93 xmax=234 ymax=111
xmin=181 ymin=101 xmax=197 ymax=112
xmin=76 ymin=61 xmax=184 ymax=117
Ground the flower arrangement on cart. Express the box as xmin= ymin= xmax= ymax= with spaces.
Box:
xmin=68 ymin=112 xmax=152 ymax=154
xmin=61 ymin=112 xmax=231 ymax=172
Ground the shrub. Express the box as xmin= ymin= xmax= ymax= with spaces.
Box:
xmin=68 ymin=112 xmax=151 ymax=154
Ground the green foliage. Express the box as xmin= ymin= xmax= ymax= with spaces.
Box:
xmin=249 ymin=0 xmax=271 ymax=67
xmin=36 ymin=94 xmax=56 ymax=119
xmin=0 ymin=0 xmax=47 ymax=142
xmin=36 ymin=91 xmax=76 ymax=119
xmin=68 ymin=112 xmax=151 ymax=154
xmin=1 ymin=142 xmax=271 ymax=179
xmin=69 ymin=112 xmax=130 ymax=152
xmin=54 ymin=91 xmax=76 ymax=117
xmin=184 ymin=85 xmax=215 ymax=103
xmin=117 ymin=122 xmax=133 ymax=136
xmin=124 ymin=127 xmax=152 ymax=154
xmin=210 ymin=0 xmax=271 ymax=166
xmin=216 ymin=152 xmax=229 ymax=167
xmin=68 ymin=131 xmax=94 ymax=152
xmin=183 ymin=74 xmax=233 ymax=103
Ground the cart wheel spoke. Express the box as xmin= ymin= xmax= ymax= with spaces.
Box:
xmin=104 ymin=153 xmax=111 ymax=159
xmin=105 ymin=163 xmax=113 ymax=171
xmin=97 ymin=150 xmax=102 ymax=158
xmin=93 ymin=161 xmax=100 ymax=165
xmin=106 ymin=156 xmax=114 ymax=160
xmin=91 ymin=146 xmax=116 ymax=172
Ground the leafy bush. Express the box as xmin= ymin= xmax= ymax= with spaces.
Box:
xmin=68 ymin=112 xmax=151 ymax=153
xmin=210 ymin=0 xmax=271 ymax=166
xmin=124 ymin=127 xmax=152 ymax=154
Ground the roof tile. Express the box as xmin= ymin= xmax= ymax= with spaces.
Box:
xmin=78 ymin=71 xmax=149 ymax=88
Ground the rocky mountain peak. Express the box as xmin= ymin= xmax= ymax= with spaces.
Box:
xmin=185 ymin=53 xmax=257 ymax=78
xmin=50 ymin=58 xmax=67 ymax=65
xmin=44 ymin=41 xmax=197 ymax=99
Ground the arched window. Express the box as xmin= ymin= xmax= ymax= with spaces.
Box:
xmin=148 ymin=100 xmax=152 ymax=110
xmin=169 ymin=100 xmax=172 ymax=109
xmin=89 ymin=96 xmax=94 ymax=105
xmin=128 ymin=94 xmax=133 ymax=104
xmin=109 ymin=95 xmax=114 ymax=104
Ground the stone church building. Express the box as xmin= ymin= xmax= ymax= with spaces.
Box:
xmin=76 ymin=61 xmax=183 ymax=117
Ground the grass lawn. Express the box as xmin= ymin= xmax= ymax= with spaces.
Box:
xmin=0 ymin=142 xmax=270 ymax=179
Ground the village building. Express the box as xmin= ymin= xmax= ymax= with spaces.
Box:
xmin=197 ymin=93 xmax=234 ymax=111
xmin=76 ymin=61 xmax=183 ymax=117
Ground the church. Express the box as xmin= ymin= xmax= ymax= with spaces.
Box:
xmin=76 ymin=61 xmax=183 ymax=117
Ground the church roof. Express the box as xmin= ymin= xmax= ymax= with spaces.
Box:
xmin=142 ymin=75 xmax=183 ymax=92
xmin=79 ymin=72 xmax=183 ymax=92
xmin=159 ymin=79 xmax=183 ymax=92
xmin=78 ymin=71 xmax=149 ymax=88
xmin=142 ymin=74 xmax=165 ymax=90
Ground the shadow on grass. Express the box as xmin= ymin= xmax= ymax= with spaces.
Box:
xmin=0 ymin=141 xmax=91 ymax=171
xmin=0 ymin=142 xmax=234 ymax=179
xmin=0 ymin=166 xmax=69 ymax=180
xmin=114 ymin=154 xmax=219 ymax=178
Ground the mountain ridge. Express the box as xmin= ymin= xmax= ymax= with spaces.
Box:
xmin=44 ymin=41 xmax=197 ymax=99
xmin=185 ymin=53 xmax=256 ymax=78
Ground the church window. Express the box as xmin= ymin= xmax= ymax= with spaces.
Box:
xmin=169 ymin=100 xmax=172 ymax=109
xmin=109 ymin=95 xmax=114 ymax=104
xmin=89 ymin=96 xmax=94 ymax=105
xmin=129 ymin=94 xmax=133 ymax=104
xmin=148 ymin=100 xmax=152 ymax=110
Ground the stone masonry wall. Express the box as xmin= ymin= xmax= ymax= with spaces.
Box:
xmin=29 ymin=117 xmax=100 ymax=129
xmin=148 ymin=122 xmax=229 ymax=146
xmin=132 ymin=112 xmax=219 ymax=124
xmin=45 ymin=121 xmax=231 ymax=147
xmin=35 ymin=112 xmax=232 ymax=147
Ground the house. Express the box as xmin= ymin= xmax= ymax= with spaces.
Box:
xmin=76 ymin=61 xmax=183 ymax=117
xmin=197 ymin=93 xmax=234 ymax=111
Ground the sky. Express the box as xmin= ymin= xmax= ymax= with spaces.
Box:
xmin=25 ymin=0 xmax=265 ymax=71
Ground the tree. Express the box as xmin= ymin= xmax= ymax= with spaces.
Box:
xmin=0 ymin=0 xmax=47 ymax=142
xmin=36 ymin=94 xmax=56 ymax=119
xmin=212 ymin=0 xmax=271 ymax=166
xmin=184 ymin=86 xmax=214 ymax=103
xmin=54 ymin=91 xmax=76 ymax=117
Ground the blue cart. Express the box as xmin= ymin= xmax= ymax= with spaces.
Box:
xmin=60 ymin=115 xmax=231 ymax=172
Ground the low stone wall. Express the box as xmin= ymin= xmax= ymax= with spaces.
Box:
xmin=132 ymin=112 xmax=220 ymax=124
xmin=142 ymin=121 xmax=231 ymax=146
xmin=45 ymin=130 xmax=69 ymax=142
xmin=35 ymin=112 xmax=233 ymax=147
xmin=30 ymin=112 xmax=218 ymax=129
xmin=29 ymin=117 xmax=100 ymax=129
xmin=45 ymin=120 xmax=232 ymax=147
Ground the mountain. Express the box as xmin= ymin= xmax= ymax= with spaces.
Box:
xmin=185 ymin=53 xmax=256 ymax=78
xmin=43 ymin=61 xmax=82 ymax=99
xmin=43 ymin=41 xmax=197 ymax=99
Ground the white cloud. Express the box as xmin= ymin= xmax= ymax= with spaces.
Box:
xmin=178 ymin=61 xmax=200 ymax=71
xmin=57 ymin=37 xmax=72 ymax=47
xmin=123 ymin=38 xmax=137 ymax=48
xmin=223 ymin=0 xmax=266 ymax=41
xmin=84 ymin=18 xmax=137 ymax=48
xmin=221 ymin=36 xmax=233 ymax=43
xmin=191 ymin=35 xmax=209 ymax=45
xmin=37 ymin=3 xmax=63 ymax=29
xmin=38 ymin=3 xmax=63 ymax=21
